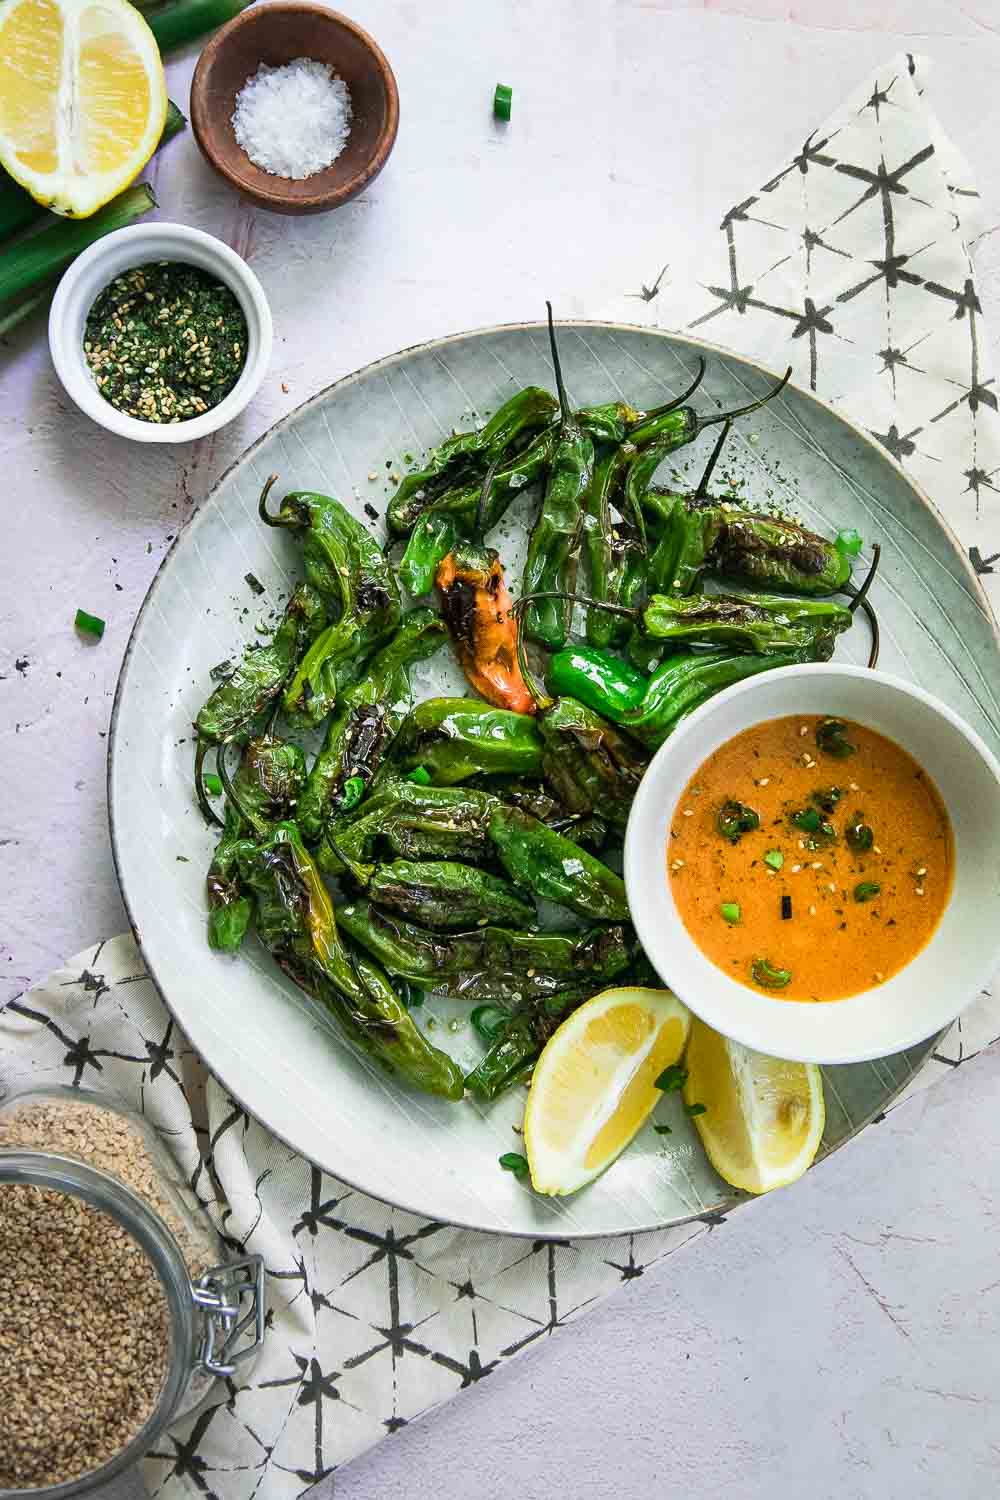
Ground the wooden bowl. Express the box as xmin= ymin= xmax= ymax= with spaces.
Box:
xmin=190 ymin=2 xmax=399 ymax=215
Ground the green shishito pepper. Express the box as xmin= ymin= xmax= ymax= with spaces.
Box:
xmin=388 ymin=697 xmax=544 ymax=785
xmin=238 ymin=822 xmax=464 ymax=1099
xmin=387 ymin=386 xmax=558 ymax=536
xmin=487 ymin=805 xmax=629 ymax=921
xmin=547 ymin=648 xmax=648 ymax=721
xmin=640 ymin=590 xmax=851 ymax=657
xmin=320 ymin=779 xmax=501 ymax=884
xmin=465 ymin=990 xmax=592 ymax=1100
xmin=649 ymin=499 xmax=855 ymax=598
xmin=622 ymin=651 xmax=804 ymax=747
xmin=370 ymin=860 xmax=536 ymax=931
xmin=336 ymin=902 xmax=635 ymax=1001
xmin=258 ymin=480 xmax=401 ymax=723
xmin=398 ymin=428 xmax=559 ymax=594
xmin=522 ymin=307 xmax=596 ymax=648
xmin=297 ymin=608 xmax=448 ymax=841
xmin=206 ymin=734 xmax=307 ymax=953
xmin=538 ymin=696 xmax=648 ymax=832
xmin=195 ymin=582 xmax=326 ymax=747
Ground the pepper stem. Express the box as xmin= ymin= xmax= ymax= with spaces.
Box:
xmin=194 ymin=737 xmax=225 ymax=828
xmin=257 ymin=473 xmax=286 ymax=526
xmin=843 ymin=542 xmax=881 ymax=669
xmin=630 ymin=357 xmax=706 ymax=427
xmin=545 ymin=301 xmax=571 ymax=423
xmin=693 ymin=419 xmax=733 ymax=501
xmin=216 ymin=739 xmax=253 ymax=828
xmin=698 ymin=366 xmax=792 ymax=430
xmin=474 ymin=448 xmax=506 ymax=540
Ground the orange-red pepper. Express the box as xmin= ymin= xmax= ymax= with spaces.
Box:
xmin=435 ymin=544 xmax=537 ymax=715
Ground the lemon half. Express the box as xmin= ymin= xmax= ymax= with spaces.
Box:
xmin=683 ymin=1017 xmax=825 ymax=1194
xmin=0 ymin=0 xmax=166 ymax=217
xmin=523 ymin=986 xmax=691 ymax=1196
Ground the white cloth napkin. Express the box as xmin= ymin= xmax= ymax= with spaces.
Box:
xmin=2 ymin=52 xmax=998 ymax=1500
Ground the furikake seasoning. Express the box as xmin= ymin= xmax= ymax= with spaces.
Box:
xmin=84 ymin=261 xmax=248 ymax=423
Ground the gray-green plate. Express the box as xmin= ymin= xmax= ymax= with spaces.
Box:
xmin=109 ymin=322 xmax=1000 ymax=1236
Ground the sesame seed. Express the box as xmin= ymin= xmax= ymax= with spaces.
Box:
xmin=682 ymin=808 xmax=694 ymax=817
xmin=916 ymin=886 xmax=925 ymax=896
xmin=849 ymin=781 xmax=860 ymax=791
xmin=368 ymin=472 xmax=378 ymax=481
xmin=791 ymin=863 xmax=802 ymax=873
xmin=827 ymin=882 xmax=836 ymax=892
xmin=916 ymin=866 xmax=927 ymax=877
xmin=757 ymin=777 xmax=770 ymax=787
xmin=799 ymin=725 xmax=809 ymax=736
xmin=809 ymin=904 xmax=817 ymax=916
xmin=874 ymin=971 xmax=884 ymax=981
xmin=873 ymin=845 xmax=882 ymax=854
xmin=811 ymin=861 xmax=822 ymax=869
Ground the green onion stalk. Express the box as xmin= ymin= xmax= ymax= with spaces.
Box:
xmin=0 ymin=184 xmax=157 ymax=339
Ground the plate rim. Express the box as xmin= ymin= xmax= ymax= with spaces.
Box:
xmin=107 ymin=318 xmax=991 ymax=1236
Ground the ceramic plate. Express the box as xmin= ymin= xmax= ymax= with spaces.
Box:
xmin=109 ymin=322 xmax=1000 ymax=1236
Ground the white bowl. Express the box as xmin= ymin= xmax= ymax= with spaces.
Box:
xmin=624 ymin=663 xmax=1000 ymax=1064
xmin=48 ymin=222 xmax=272 ymax=443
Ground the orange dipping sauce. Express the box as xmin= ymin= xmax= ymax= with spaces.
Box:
xmin=668 ymin=714 xmax=953 ymax=1002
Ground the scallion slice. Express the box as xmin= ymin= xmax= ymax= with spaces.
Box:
xmin=74 ymin=608 xmax=105 ymax=639
xmin=493 ymin=83 xmax=512 ymax=120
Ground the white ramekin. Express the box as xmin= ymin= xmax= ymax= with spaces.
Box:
xmin=624 ymin=663 xmax=1000 ymax=1065
xmin=48 ymin=222 xmax=272 ymax=443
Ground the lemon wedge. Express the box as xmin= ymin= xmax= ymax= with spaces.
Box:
xmin=523 ymin=986 xmax=691 ymax=1196
xmin=0 ymin=0 xmax=166 ymax=217
xmin=682 ymin=1017 xmax=825 ymax=1194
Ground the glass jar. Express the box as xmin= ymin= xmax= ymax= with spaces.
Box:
xmin=0 ymin=1086 xmax=265 ymax=1499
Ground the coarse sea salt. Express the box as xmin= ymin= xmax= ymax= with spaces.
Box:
xmin=232 ymin=57 xmax=353 ymax=180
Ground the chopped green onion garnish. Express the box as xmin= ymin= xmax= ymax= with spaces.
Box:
xmin=684 ymin=1102 xmax=707 ymax=1118
xmin=655 ymin=1062 xmax=688 ymax=1093
xmin=653 ymin=1123 xmax=673 ymax=1135
xmin=815 ymin=717 xmax=856 ymax=759
xmin=854 ymin=881 xmax=881 ymax=903
xmin=340 ymin=775 xmax=365 ymax=811
xmin=751 ymin=957 xmax=792 ymax=989
xmin=75 ymin=608 xmax=105 ymax=639
xmin=493 ymin=82 xmax=512 ymax=120
xmin=407 ymin=765 xmax=432 ymax=785
xmin=781 ymin=895 xmax=792 ymax=920
xmin=810 ymin=785 xmax=843 ymax=813
xmin=836 ymin=527 xmax=864 ymax=557
xmin=203 ymin=772 xmax=223 ymax=796
xmin=846 ymin=814 xmax=874 ymax=853
xmin=716 ymin=799 xmax=760 ymax=843
xmin=720 ymin=901 xmax=741 ymax=924
xmin=471 ymin=1003 xmax=510 ymax=1043
xmin=763 ymin=848 xmax=784 ymax=871
xmin=499 ymin=1151 xmax=529 ymax=1179
xmin=791 ymin=806 xmax=821 ymax=833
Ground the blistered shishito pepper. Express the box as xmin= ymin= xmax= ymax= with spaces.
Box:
xmin=389 ymin=697 xmax=543 ymax=785
xmin=487 ymin=805 xmax=630 ymax=921
xmin=547 ymin=647 xmax=648 ymax=721
xmin=258 ymin=479 xmax=401 ymax=723
xmin=538 ymin=696 xmax=648 ymax=832
xmin=336 ymin=901 xmax=635 ymax=1001
xmin=386 ymin=386 xmax=558 ymax=536
xmin=521 ymin=307 xmax=596 ymax=648
xmin=435 ymin=542 xmax=537 ymax=713
xmin=622 ymin=650 xmax=805 ymax=747
xmin=207 ymin=733 xmax=305 ymax=952
xmin=398 ymin=429 xmax=558 ymax=593
xmin=238 ymin=822 xmax=464 ymax=1099
xmin=465 ymin=990 xmax=591 ymax=1100
xmin=640 ymin=590 xmax=852 ymax=656
xmin=195 ymin=582 xmax=326 ymax=748
xmin=297 ymin=608 xmax=448 ymax=841
xmin=582 ymin=446 xmax=643 ymax=649
xmin=370 ymin=859 xmax=536 ymax=931
xmin=320 ymin=778 xmax=501 ymax=884
xmin=703 ymin=510 xmax=856 ymax=594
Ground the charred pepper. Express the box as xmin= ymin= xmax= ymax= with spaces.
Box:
xmin=296 ymin=608 xmax=448 ymax=841
xmin=487 ymin=805 xmax=629 ymax=921
xmin=370 ymin=859 xmax=536 ymax=931
xmin=388 ymin=697 xmax=543 ymax=784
